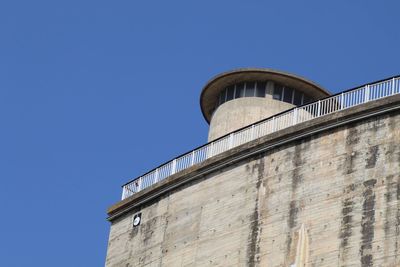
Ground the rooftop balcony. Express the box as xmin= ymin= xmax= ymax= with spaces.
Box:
xmin=121 ymin=76 xmax=400 ymax=200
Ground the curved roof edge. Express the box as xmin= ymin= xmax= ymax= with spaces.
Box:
xmin=200 ymin=68 xmax=331 ymax=123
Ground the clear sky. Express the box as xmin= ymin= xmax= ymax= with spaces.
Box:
xmin=0 ymin=1 xmax=399 ymax=266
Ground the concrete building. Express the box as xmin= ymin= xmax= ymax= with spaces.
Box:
xmin=105 ymin=68 xmax=400 ymax=267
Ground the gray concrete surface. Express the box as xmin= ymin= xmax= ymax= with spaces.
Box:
xmin=208 ymin=97 xmax=295 ymax=141
xmin=106 ymin=94 xmax=400 ymax=267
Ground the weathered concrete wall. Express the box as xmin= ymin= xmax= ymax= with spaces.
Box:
xmin=106 ymin=108 xmax=400 ymax=266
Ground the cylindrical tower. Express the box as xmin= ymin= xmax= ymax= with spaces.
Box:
xmin=200 ymin=68 xmax=330 ymax=141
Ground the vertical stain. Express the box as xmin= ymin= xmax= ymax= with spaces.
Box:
xmin=340 ymin=198 xmax=354 ymax=248
xmin=397 ymin=176 xmax=400 ymax=201
xmin=339 ymin=184 xmax=355 ymax=264
xmin=292 ymin=143 xmax=303 ymax=167
xmin=388 ymin=113 xmax=397 ymax=133
xmin=384 ymin=175 xmax=394 ymax=263
xmin=395 ymin=175 xmax=400 ymax=259
xmin=384 ymin=143 xmax=399 ymax=164
xmin=285 ymin=142 xmax=304 ymax=262
xmin=286 ymin=200 xmax=299 ymax=259
xmin=247 ymin=158 xmax=265 ymax=267
xmin=142 ymin=217 xmax=157 ymax=246
xmin=288 ymin=201 xmax=299 ymax=229
xmin=344 ymin=152 xmax=357 ymax=174
xmin=343 ymin=127 xmax=359 ymax=175
xmin=360 ymin=179 xmax=377 ymax=267
xmin=159 ymin=196 xmax=171 ymax=267
xmin=346 ymin=128 xmax=360 ymax=146
xmin=384 ymin=175 xmax=394 ymax=238
xmin=365 ymin=146 xmax=379 ymax=169
xmin=292 ymin=144 xmax=303 ymax=192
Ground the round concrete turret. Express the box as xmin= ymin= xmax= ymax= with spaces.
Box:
xmin=200 ymin=68 xmax=330 ymax=141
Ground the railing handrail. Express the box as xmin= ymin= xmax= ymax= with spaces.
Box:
xmin=121 ymin=75 xmax=400 ymax=199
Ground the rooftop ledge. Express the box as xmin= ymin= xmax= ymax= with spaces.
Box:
xmin=200 ymin=68 xmax=331 ymax=123
xmin=108 ymin=76 xmax=400 ymax=220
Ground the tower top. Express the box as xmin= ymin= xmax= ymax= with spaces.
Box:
xmin=200 ymin=68 xmax=330 ymax=124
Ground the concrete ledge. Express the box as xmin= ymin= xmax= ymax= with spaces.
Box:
xmin=107 ymin=93 xmax=400 ymax=220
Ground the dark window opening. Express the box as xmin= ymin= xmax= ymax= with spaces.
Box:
xmin=283 ymin=87 xmax=293 ymax=103
xmin=214 ymin=81 xmax=313 ymax=112
xmin=303 ymin=95 xmax=313 ymax=104
xmin=273 ymin=84 xmax=283 ymax=100
xmin=245 ymin=82 xmax=255 ymax=97
xmin=293 ymin=90 xmax=302 ymax=105
xmin=226 ymin=86 xmax=234 ymax=101
xmin=256 ymin=82 xmax=266 ymax=97
xmin=235 ymin=83 xmax=245 ymax=98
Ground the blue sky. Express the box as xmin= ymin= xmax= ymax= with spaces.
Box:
xmin=0 ymin=1 xmax=399 ymax=266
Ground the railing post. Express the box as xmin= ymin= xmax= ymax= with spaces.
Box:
xmin=171 ymin=159 xmax=177 ymax=174
xmin=364 ymin=85 xmax=370 ymax=102
xmin=293 ymin=108 xmax=298 ymax=125
xmin=229 ymin=133 xmax=234 ymax=148
xmin=190 ymin=150 xmax=195 ymax=166
xmin=154 ymin=168 xmax=159 ymax=183
xmin=272 ymin=117 xmax=276 ymax=131
xmin=209 ymin=142 xmax=214 ymax=158
xmin=251 ymin=125 xmax=255 ymax=140
xmin=317 ymin=100 xmax=321 ymax=117
xmin=121 ymin=186 xmax=126 ymax=200
xmin=340 ymin=92 xmax=345 ymax=109
xmin=392 ymin=78 xmax=396 ymax=95
xmin=137 ymin=177 xmax=142 ymax=191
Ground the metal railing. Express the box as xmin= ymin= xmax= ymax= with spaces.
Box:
xmin=121 ymin=76 xmax=400 ymax=200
